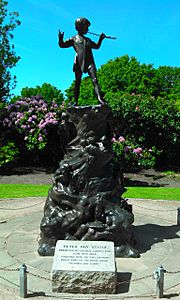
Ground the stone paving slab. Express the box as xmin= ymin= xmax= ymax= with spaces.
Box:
xmin=0 ymin=197 xmax=180 ymax=299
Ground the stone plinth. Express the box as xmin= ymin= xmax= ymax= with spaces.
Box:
xmin=52 ymin=240 xmax=117 ymax=293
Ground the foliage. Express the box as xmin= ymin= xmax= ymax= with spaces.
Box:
xmin=0 ymin=99 xmax=6 ymax=119
xmin=65 ymin=55 xmax=180 ymax=106
xmin=161 ymin=171 xmax=180 ymax=179
xmin=11 ymin=82 xmax=65 ymax=105
xmin=65 ymin=77 xmax=98 ymax=106
xmin=156 ymin=66 xmax=180 ymax=101
xmin=0 ymin=0 xmax=20 ymax=101
xmin=98 ymin=56 xmax=180 ymax=99
xmin=0 ymin=141 xmax=19 ymax=167
xmin=107 ymin=92 xmax=180 ymax=166
xmin=65 ymin=56 xmax=180 ymax=166
xmin=64 ymin=81 xmax=74 ymax=103
xmin=2 ymin=96 xmax=66 ymax=151
xmin=98 ymin=55 xmax=158 ymax=97
xmin=112 ymin=134 xmax=160 ymax=171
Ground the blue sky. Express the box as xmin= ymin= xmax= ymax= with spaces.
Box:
xmin=8 ymin=0 xmax=180 ymax=97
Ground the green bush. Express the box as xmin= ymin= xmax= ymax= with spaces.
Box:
xmin=0 ymin=141 xmax=19 ymax=168
xmin=11 ymin=83 xmax=65 ymax=106
xmin=106 ymin=92 xmax=180 ymax=167
xmin=112 ymin=135 xmax=160 ymax=171
xmin=1 ymin=96 xmax=67 ymax=168
xmin=3 ymin=96 xmax=66 ymax=150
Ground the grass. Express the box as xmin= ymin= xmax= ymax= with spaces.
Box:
xmin=124 ymin=187 xmax=180 ymax=201
xmin=0 ymin=184 xmax=51 ymax=198
xmin=161 ymin=171 xmax=180 ymax=179
xmin=0 ymin=184 xmax=179 ymax=201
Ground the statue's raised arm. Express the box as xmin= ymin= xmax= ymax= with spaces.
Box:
xmin=58 ymin=18 xmax=109 ymax=105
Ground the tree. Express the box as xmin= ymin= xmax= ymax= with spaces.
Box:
xmin=65 ymin=77 xmax=98 ymax=106
xmin=65 ymin=55 xmax=180 ymax=104
xmin=0 ymin=1 xmax=20 ymax=102
xmin=156 ymin=66 xmax=180 ymax=102
xmin=65 ymin=55 xmax=158 ymax=104
xmin=15 ymin=82 xmax=64 ymax=105
xmin=98 ymin=55 xmax=161 ymax=98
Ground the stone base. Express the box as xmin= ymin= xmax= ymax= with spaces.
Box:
xmin=52 ymin=270 xmax=117 ymax=293
xmin=51 ymin=240 xmax=117 ymax=294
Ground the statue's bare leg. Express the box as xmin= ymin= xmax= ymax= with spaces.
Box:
xmin=74 ymin=71 xmax=82 ymax=105
xmin=88 ymin=66 xmax=105 ymax=104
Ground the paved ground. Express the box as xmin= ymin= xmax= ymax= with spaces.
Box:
xmin=0 ymin=169 xmax=179 ymax=299
xmin=0 ymin=168 xmax=180 ymax=187
xmin=0 ymin=195 xmax=180 ymax=300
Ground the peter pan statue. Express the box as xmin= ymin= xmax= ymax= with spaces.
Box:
xmin=58 ymin=17 xmax=106 ymax=105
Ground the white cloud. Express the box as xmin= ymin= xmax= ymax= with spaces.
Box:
xmin=15 ymin=43 xmax=40 ymax=55
xmin=27 ymin=0 xmax=75 ymax=20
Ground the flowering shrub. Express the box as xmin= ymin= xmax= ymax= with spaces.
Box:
xmin=112 ymin=134 xmax=160 ymax=171
xmin=3 ymin=96 xmax=66 ymax=151
xmin=106 ymin=92 xmax=180 ymax=167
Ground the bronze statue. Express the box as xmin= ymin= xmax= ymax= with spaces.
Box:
xmin=57 ymin=112 xmax=76 ymax=154
xmin=38 ymin=26 xmax=139 ymax=258
xmin=38 ymin=105 xmax=139 ymax=258
xmin=58 ymin=17 xmax=106 ymax=105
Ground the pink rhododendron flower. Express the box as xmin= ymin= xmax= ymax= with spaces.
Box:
xmin=21 ymin=125 xmax=26 ymax=129
xmin=38 ymin=136 xmax=43 ymax=142
xmin=111 ymin=137 xmax=116 ymax=142
xmin=133 ymin=147 xmax=143 ymax=154
xmin=28 ymin=117 xmax=32 ymax=122
xmin=118 ymin=136 xmax=125 ymax=142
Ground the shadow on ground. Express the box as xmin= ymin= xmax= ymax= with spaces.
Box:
xmin=163 ymin=293 xmax=180 ymax=299
xmin=116 ymin=272 xmax=132 ymax=293
xmin=134 ymin=224 xmax=180 ymax=254
xmin=124 ymin=178 xmax=167 ymax=187
xmin=0 ymin=166 xmax=55 ymax=176
xmin=124 ymin=169 xmax=180 ymax=188
xmin=27 ymin=292 xmax=46 ymax=298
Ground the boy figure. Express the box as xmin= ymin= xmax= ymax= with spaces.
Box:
xmin=58 ymin=17 xmax=106 ymax=105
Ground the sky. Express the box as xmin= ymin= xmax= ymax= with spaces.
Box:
xmin=7 ymin=0 xmax=180 ymax=97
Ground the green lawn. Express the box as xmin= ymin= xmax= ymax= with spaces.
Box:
xmin=124 ymin=187 xmax=180 ymax=200
xmin=0 ymin=184 xmax=179 ymax=200
xmin=0 ymin=184 xmax=51 ymax=198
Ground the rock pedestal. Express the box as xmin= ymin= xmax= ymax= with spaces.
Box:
xmin=38 ymin=105 xmax=139 ymax=258
xmin=52 ymin=240 xmax=117 ymax=293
